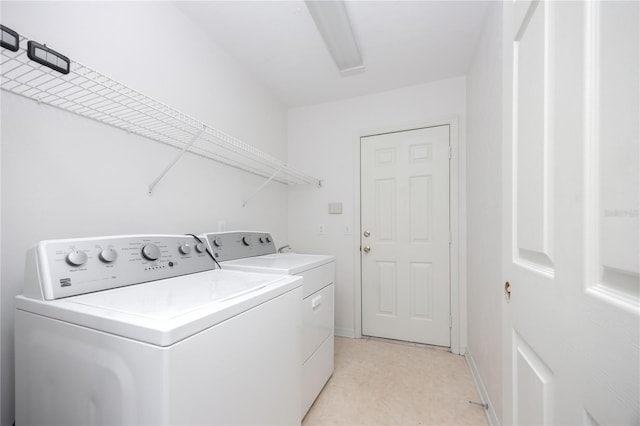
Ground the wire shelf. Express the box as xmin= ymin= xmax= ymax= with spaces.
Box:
xmin=0 ymin=35 xmax=322 ymax=188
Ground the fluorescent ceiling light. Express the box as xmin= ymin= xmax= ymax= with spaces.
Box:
xmin=305 ymin=0 xmax=364 ymax=75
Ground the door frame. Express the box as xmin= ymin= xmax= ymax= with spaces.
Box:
xmin=352 ymin=116 xmax=464 ymax=355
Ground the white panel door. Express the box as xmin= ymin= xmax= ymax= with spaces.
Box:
xmin=503 ymin=1 xmax=639 ymax=424
xmin=361 ymin=125 xmax=450 ymax=346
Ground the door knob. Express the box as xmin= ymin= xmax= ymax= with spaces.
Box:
xmin=363 ymin=246 xmax=371 ymax=253
xmin=363 ymin=231 xmax=370 ymax=237
xmin=504 ymin=281 xmax=511 ymax=302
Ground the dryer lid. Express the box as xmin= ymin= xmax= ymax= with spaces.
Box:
xmin=222 ymin=253 xmax=335 ymax=275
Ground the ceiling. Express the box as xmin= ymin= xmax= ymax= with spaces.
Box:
xmin=175 ymin=1 xmax=490 ymax=107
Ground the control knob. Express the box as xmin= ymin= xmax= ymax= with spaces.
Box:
xmin=195 ymin=242 xmax=206 ymax=253
xmin=99 ymin=248 xmax=118 ymax=263
xmin=66 ymin=250 xmax=88 ymax=267
xmin=141 ymin=244 xmax=161 ymax=261
xmin=266 ymin=236 xmax=272 ymax=243
xmin=212 ymin=237 xmax=222 ymax=247
xmin=179 ymin=243 xmax=191 ymax=255
xmin=242 ymin=236 xmax=251 ymax=246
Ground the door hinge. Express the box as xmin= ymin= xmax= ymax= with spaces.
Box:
xmin=449 ymin=231 xmax=452 ymax=244
xmin=449 ymin=146 xmax=452 ymax=159
xmin=449 ymin=316 xmax=453 ymax=328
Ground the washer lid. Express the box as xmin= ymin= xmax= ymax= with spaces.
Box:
xmin=15 ymin=269 xmax=301 ymax=347
xmin=222 ymin=253 xmax=335 ymax=275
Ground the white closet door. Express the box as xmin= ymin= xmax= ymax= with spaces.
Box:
xmin=361 ymin=125 xmax=451 ymax=346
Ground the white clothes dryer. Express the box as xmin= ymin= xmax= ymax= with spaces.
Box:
xmin=15 ymin=234 xmax=302 ymax=426
xmin=200 ymin=231 xmax=335 ymax=419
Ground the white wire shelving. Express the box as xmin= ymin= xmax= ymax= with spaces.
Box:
xmin=0 ymin=35 xmax=322 ymax=197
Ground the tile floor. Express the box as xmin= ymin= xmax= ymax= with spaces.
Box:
xmin=302 ymin=337 xmax=489 ymax=426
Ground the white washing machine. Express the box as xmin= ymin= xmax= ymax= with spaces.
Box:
xmin=200 ymin=231 xmax=335 ymax=419
xmin=15 ymin=234 xmax=302 ymax=426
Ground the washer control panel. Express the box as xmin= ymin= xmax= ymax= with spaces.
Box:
xmin=23 ymin=235 xmax=216 ymax=300
xmin=201 ymin=231 xmax=276 ymax=262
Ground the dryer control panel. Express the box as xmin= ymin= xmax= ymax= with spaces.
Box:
xmin=23 ymin=235 xmax=215 ymax=300
xmin=201 ymin=231 xmax=276 ymax=261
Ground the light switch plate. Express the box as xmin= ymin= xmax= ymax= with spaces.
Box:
xmin=328 ymin=202 xmax=343 ymax=214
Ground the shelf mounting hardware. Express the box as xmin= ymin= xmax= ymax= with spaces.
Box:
xmin=27 ymin=40 xmax=70 ymax=75
xmin=0 ymin=25 xmax=20 ymax=52
xmin=148 ymin=127 xmax=205 ymax=195
xmin=243 ymin=166 xmax=284 ymax=207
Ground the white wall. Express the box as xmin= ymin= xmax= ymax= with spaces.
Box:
xmin=0 ymin=65 xmax=3 ymax=426
xmin=465 ymin=2 xmax=503 ymax=423
xmin=0 ymin=3 xmax=289 ymax=424
xmin=287 ymin=77 xmax=466 ymax=339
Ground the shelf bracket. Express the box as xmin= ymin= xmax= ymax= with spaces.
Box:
xmin=148 ymin=128 xmax=204 ymax=195
xmin=243 ymin=166 xmax=284 ymax=207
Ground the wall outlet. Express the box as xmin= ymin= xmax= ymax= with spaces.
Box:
xmin=318 ymin=224 xmax=325 ymax=235
xmin=218 ymin=221 xmax=226 ymax=232
xmin=344 ymin=224 xmax=352 ymax=235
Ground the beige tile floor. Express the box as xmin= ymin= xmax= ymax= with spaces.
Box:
xmin=302 ymin=337 xmax=489 ymax=426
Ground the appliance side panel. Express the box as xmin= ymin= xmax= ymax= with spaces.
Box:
xmin=15 ymin=310 xmax=166 ymax=426
xmin=167 ymin=287 xmax=303 ymax=425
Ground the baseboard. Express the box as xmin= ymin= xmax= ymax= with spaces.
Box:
xmin=333 ymin=327 xmax=355 ymax=338
xmin=464 ymin=350 xmax=500 ymax=426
